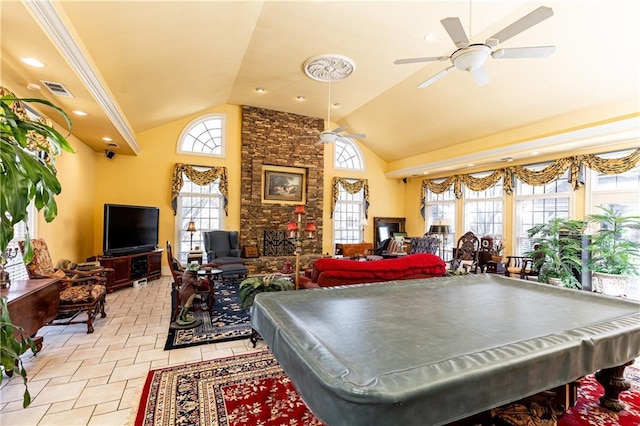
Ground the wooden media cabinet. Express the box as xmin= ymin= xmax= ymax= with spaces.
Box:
xmin=98 ymin=249 xmax=163 ymax=292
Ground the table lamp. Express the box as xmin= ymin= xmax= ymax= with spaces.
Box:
xmin=187 ymin=221 xmax=197 ymax=250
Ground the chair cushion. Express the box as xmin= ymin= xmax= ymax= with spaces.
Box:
xmin=60 ymin=284 xmax=106 ymax=305
xmin=19 ymin=238 xmax=55 ymax=278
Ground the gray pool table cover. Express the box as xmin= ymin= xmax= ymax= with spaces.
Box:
xmin=251 ymin=274 xmax=640 ymax=425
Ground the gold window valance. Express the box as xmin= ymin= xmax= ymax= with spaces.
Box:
xmin=420 ymin=148 xmax=639 ymax=217
xmin=171 ymin=163 xmax=229 ymax=215
xmin=331 ymin=177 xmax=370 ymax=219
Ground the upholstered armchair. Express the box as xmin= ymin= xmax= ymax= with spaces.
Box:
xmin=202 ymin=230 xmax=242 ymax=265
xmin=409 ymin=235 xmax=439 ymax=255
xmin=18 ymin=238 xmax=112 ymax=333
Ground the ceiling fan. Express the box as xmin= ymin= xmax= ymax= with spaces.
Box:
xmin=313 ymin=82 xmax=366 ymax=145
xmin=394 ymin=6 xmax=555 ymax=88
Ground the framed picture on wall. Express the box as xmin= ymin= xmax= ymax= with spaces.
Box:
xmin=262 ymin=165 xmax=307 ymax=205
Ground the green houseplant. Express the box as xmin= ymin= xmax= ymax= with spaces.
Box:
xmin=0 ymin=88 xmax=74 ymax=406
xmin=526 ymin=217 xmax=586 ymax=289
xmin=239 ymin=274 xmax=295 ymax=310
xmin=586 ymin=205 xmax=640 ymax=296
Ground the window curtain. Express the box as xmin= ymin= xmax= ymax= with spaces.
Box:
xmin=419 ymin=148 xmax=640 ymax=218
xmin=171 ymin=163 xmax=229 ymax=216
xmin=331 ymin=177 xmax=370 ymax=219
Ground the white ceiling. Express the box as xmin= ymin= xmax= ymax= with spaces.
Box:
xmin=2 ymin=1 xmax=639 ymax=176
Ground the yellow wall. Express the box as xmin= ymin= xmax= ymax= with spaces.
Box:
xmin=321 ymin=131 xmax=405 ymax=254
xmin=37 ymin=132 xmax=97 ymax=263
xmin=92 ymin=104 xmax=243 ymax=257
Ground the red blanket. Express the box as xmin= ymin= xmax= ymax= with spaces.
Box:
xmin=313 ymin=254 xmax=446 ymax=281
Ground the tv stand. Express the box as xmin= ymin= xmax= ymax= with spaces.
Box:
xmin=98 ymin=249 xmax=162 ymax=292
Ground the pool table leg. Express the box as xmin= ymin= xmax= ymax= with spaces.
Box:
xmin=594 ymin=360 xmax=633 ymax=411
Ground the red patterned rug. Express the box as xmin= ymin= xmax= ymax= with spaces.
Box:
xmin=133 ymin=351 xmax=639 ymax=426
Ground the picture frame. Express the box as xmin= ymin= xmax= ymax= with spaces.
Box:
xmin=262 ymin=165 xmax=307 ymax=205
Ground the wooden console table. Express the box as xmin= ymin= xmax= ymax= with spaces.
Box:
xmin=1 ymin=277 xmax=61 ymax=350
xmin=335 ymin=243 xmax=373 ymax=257
xmin=98 ymin=249 xmax=163 ymax=292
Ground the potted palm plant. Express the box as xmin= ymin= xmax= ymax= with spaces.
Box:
xmin=586 ymin=206 xmax=640 ymax=296
xmin=526 ymin=217 xmax=586 ymax=289
xmin=1 ymin=87 xmax=74 ymax=407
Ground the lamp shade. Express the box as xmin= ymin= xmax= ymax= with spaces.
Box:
xmin=428 ymin=224 xmax=450 ymax=235
xmin=186 ymin=221 xmax=197 ymax=233
xmin=287 ymin=221 xmax=299 ymax=232
xmin=305 ymin=222 xmax=316 ymax=232
xmin=294 ymin=205 xmax=306 ymax=215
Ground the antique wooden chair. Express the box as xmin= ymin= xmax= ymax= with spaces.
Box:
xmin=19 ymin=238 xmax=112 ymax=333
xmin=449 ymin=231 xmax=480 ymax=273
xmin=504 ymin=246 xmax=545 ymax=281
xmin=166 ymin=241 xmax=213 ymax=322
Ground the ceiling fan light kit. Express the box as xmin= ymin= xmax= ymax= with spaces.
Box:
xmin=395 ymin=5 xmax=556 ymax=88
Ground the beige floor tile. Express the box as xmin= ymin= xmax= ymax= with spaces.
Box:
xmin=30 ymin=380 xmax=88 ymax=406
xmin=87 ymin=376 xmax=110 ymax=387
xmin=118 ymin=386 xmax=140 ymax=409
xmin=46 ymin=399 xmax=76 ymax=414
xmin=0 ymin=404 xmax=50 ymax=425
xmin=168 ymin=346 xmax=203 ymax=364
xmin=101 ymin=347 xmax=139 ymax=363
xmin=93 ymin=400 xmax=120 ymax=415
xmin=125 ymin=335 xmax=157 ymax=348
xmin=71 ymin=361 xmax=116 ymax=382
xmin=109 ymin=362 xmax=151 ymax=383
xmin=30 ymin=360 xmax=82 ymax=382
xmin=94 ymin=334 xmax=129 ymax=347
xmin=40 ymin=405 xmax=95 ymax=425
xmin=87 ymin=408 xmax=131 ymax=425
xmin=74 ymin=381 xmax=127 ymax=408
xmin=135 ymin=348 xmax=168 ymax=364
xmin=70 ymin=346 xmax=108 ymax=361
xmin=0 ymin=379 xmax=48 ymax=404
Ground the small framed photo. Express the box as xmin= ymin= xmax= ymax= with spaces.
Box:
xmin=262 ymin=165 xmax=307 ymax=205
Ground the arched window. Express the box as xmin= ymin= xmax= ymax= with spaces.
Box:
xmin=334 ymin=139 xmax=364 ymax=171
xmin=178 ymin=114 xmax=225 ymax=157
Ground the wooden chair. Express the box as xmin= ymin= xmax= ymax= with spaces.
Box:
xmin=504 ymin=246 xmax=544 ymax=280
xmin=166 ymin=241 xmax=213 ymax=322
xmin=19 ymin=238 xmax=112 ymax=333
xmin=450 ymin=231 xmax=480 ymax=273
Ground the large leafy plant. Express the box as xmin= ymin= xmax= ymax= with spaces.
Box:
xmin=0 ymin=88 xmax=74 ymax=407
xmin=586 ymin=205 xmax=640 ymax=276
xmin=526 ymin=217 xmax=585 ymax=289
xmin=0 ymin=297 xmax=38 ymax=408
xmin=0 ymin=87 xmax=74 ymax=261
xmin=239 ymin=275 xmax=295 ymax=310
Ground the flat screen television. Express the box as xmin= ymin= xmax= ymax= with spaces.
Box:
xmin=103 ymin=204 xmax=159 ymax=256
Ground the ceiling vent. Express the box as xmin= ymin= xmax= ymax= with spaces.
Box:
xmin=40 ymin=80 xmax=74 ymax=98
xmin=105 ymin=142 xmax=120 ymax=148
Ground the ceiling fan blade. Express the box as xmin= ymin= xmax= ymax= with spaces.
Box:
xmin=329 ymin=126 xmax=346 ymax=134
xmin=441 ymin=17 xmax=470 ymax=48
xmin=342 ymin=133 xmax=367 ymax=139
xmin=492 ymin=46 xmax=556 ymax=59
xmin=417 ymin=65 xmax=455 ymax=88
xmin=470 ymin=66 xmax=490 ymax=86
xmin=485 ymin=6 xmax=554 ymax=47
xmin=394 ymin=56 xmax=449 ymax=65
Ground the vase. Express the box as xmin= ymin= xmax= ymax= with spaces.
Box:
xmin=592 ymin=272 xmax=630 ymax=297
xmin=491 ymin=255 xmax=503 ymax=263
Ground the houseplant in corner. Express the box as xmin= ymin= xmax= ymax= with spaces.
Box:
xmin=0 ymin=87 xmax=74 ymax=407
xmin=526 ymin=217 xmax=586 ymax=288
xmin=586 ymin=205 xmax=640 ymax=296
xmin=239 ymin=274 xmax=295 ymax=311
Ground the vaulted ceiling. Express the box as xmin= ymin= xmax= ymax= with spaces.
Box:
xmin=2 ymin=1 xmax=638 ymax=177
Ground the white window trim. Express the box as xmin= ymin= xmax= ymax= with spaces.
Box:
xmin=333 ymin=139 xmax=365 ymax=172
xmin=177 ymin=113 xmax=226 ymax=158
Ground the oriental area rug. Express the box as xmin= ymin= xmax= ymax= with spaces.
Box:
xmin=163 ymin=280 xmax=251 ymax=350
xmin=133 ymin=350 xmax=639 ymax=426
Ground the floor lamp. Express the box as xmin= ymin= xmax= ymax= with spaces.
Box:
xmin=287 ymin=205 xmax=316 ymax=289
xmin=428 ymin=224 xmax=451 ymax=259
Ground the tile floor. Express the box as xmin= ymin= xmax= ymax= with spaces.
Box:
xmin=1 ymin=275 xmax=639 ymax=425
xmin=0 ymin=276 xmax=265 ymax=426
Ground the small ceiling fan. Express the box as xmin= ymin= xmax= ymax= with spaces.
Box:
xmin=313 ymin=82 xmax=366 ymax=145
xmin=394 ymin=6 xmax=555 ymax=88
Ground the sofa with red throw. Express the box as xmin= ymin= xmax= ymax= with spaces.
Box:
xmin=299 ymin=253 xmax=446 ymax=289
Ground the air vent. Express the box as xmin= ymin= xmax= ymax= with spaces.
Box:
xmin=40 ymin=80 xmax=74 ymax=98
xmin=106 ymin=142 xmax=120 ymax=148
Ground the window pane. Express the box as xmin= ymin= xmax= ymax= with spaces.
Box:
xmin=334 ymin=139 xmax=364 ymax=170
xmin=333 ymin=184 xmax=364 ymax=244
xmin=179 ymin=114 xmax=225 ymax=156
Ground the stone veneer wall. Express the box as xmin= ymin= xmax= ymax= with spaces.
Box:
xmin=240 ymin=106 xmax=324 ymax=263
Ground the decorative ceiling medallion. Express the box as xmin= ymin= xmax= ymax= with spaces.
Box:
xmin=303 ymin=54 xmax=355 ymax=82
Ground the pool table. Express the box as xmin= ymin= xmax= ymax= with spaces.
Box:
xmin=251 ymin=274 xmax=640 ymax=425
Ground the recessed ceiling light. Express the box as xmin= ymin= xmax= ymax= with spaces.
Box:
xmin=424 ymin=33 xmax=437 ymax=42
xmin=467 ymin=163 xmax=475 ymax=167
xmin=102 ymin=137 xmax=113 ymax=142
xmin=530 ymin=151 xmax=540 ymax=156
xmin=296 ymin=95 xmax=306 ymax=101
xmin=423 ymin=171 xmax=429 ymax=175
xmin=332 ymin=103 xmax=341 ymax=108
xmin=21 ymin=57 xmax=46 ymax=68
xmin=255 ymin=87 xmax=265 ymax=93
xmin=72 ymin=110 xmax=88 ymax=116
